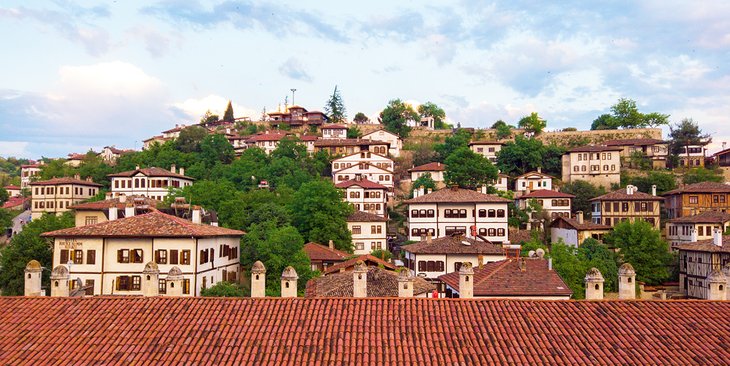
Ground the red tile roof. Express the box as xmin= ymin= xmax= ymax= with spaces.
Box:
xmin=1 ymin=297 xmax=729 ymax=365
xmin=3 ymin=185 xmax=20 ymax=190
xmin=408 ymin=161 xmax=445 ymax=172
xmin=303 ymin=242 xmax=350 ymax=262
xmin=1 ymin=196 xmax=28 ymax=210
xmin=439 ymin=258 xmax=573 ymax=297
xmin=405 ymin=187 xmax=511 ymax=204
xmin=603 ymin=138 xmax=666 ymax=146
xmin=323 ymin=254 xmax=396 ymax=274
xmin=299 ymin=135 xmax=319 ymax=141
xmin=306 ymin=267 xmax=434 ymax=297
xmin=663 ymin=182 xmax=730 ymax=195
xmin=66 ymin=153 xmax=86 ymax=160
xmin=402 ymin=235 xmax=504 ymax=255
xmin=676 ymin=235 xmax=730 ymax=253
xmin=41 ymin=211 xmax=243 ymax=238
xmin=568 ymin=145 xmax=623 ymax=152
xmin=589 ymin=188 xmax=663 ymax=201
xmin=549 ymin=216 xmax=611 ymax=231
xmin=314 ymin=138 xmax=390 ymax=147
xmin=107 ymin=166 xmax=193 ymax=179
xmin=519 ymin=189 xmax=574 ymax=199
xmin=515 ymin=170 xmax=554 ymax=179
xmin=245 ymin=132 xmax=290 ymax=142
xmin=68 ymin=196 xmax=159 ymax=211
xmin=468 ymin=140 xmax=504 ymax=146
xmin=29 ymin=177 xmax=102 ymax=187
xmin=347 ymin=210 xmax=388 ymax=222
xmin=667 ymin=210 xmax=730 ymax=224
xmin=321 ymin=124 xmax=348 ymax=129
xmin=335 ymin=178 xmax=388 ymax=190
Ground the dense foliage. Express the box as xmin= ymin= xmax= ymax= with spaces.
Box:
xmin=379 ymin=99 xmax=418 ymax=138
xmin=324 ymin=85 xmax=347 ymax=123
xmin=603 ymin=220 xmax=673 ymax=285
xmin=591 ymin=98 xmax=669 ymax=130
xmin=200 ymin=281 xmax=246 ymax=297
xmin=444 ymin=148 xmax=498 ymax=190
xmin=496 ymin=136 xmax=565 ymax=177
xmin=560 ymin=180 xmax=606 ymax=219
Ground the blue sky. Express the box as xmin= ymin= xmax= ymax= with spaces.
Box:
xmin=1 ymin=0 xmax=729 ymax=158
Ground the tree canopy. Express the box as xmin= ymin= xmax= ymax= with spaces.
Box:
xmin=175 ymin=126 xmax=209 ymax=153
xmin=603 ymin=220 xmax=672 ymax=285
xmin=517 ymin=112 xmax=547 ymax=135
xmin=668 ymin=118 xmax=711 ymax=156
xmin=289 ymin=180 xmax=353 ymax=252
xmin=434 ymin=129 xmax=471 ymax=162
xmin=353 ymin=112 xmax=369 ymax=124
xmin=379 ymin=99 xmax=418 ymax=138
xmin=201 ymin=281 xmax=246 ymax=297
xmin=222 ymin=101 xmax=235 ymax=122
xmin=444 ymin=147 xmax=498 ymax=190
xmin=418 ymin=102 xmax=448 ymax=129
xmin=324 ymin=86 xmax=346 ymax=123
xmin=411 ymin=173 xmax=437 ymax=197
xmin=682 ymin=167 xmax=724 ymax=184
xmin=0 ymin=187 xmax=8 ymax=205
xmin=591 ymin=98 xmax=670 ymax=130
xmin=560 ymin=180 xmax=606 ymax=218
xmin=496 ymin=136 xmax=565 ymax=177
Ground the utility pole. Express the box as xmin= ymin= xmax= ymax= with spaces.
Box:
xmin=290 ymin=88 xmax=297 ymax=106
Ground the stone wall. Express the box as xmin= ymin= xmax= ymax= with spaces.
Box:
xmin=536 ymin=128 xmax=663 ymax=148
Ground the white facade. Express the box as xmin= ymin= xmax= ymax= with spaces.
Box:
xmin=30 ymin=179 xmax=101 ymax=219
xmin=333 ymin=161 xmax=393 ymax=191
xmin=109 ymin=167 xmax=194 ymax=201
xmin=514 ymin=171 xmax=553 ymax=195
xmin=339 ymin=184 xmax=388 ymax=217
xmin=20 ymin=165 xmax=41 ymax=190
xmin=517 ymin=195 xmax=572 ymax=220
xmin=551 ymin=227 xmax=580 ymax=246
xmin=402 ymin=252 xmax=505 ymax=280
xmin=321 ymin=125 xmax=347 ymax=139
xmin=667 ymin=222 xmax=730 ymax=249
xmin=407 ymin=202 xmax=509 ymax=242
xmin=469 ymin=142 xmax=503 ymax=163
xmin=561 ymin=148 xmax=622 ymax=188
xmin=4 ymin=186 xmax=21 ymax=197
xmin=410 ymin=169 xmax=444 ymax=182
xmin=361 ymin=129 xmax=402 ymax=157
xmin=332 ymin=151 xmax=394 ymax=174
xmin=348 ymin=220 xmax=387 ymax=255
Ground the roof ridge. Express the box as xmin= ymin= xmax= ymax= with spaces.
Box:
xmin=474 ymin=259 xmax=512 ymax=284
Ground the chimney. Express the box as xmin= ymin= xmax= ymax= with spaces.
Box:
xmin=397 ymin=269 xmax=414 ymax=298
xmin=652 ymin=184 xmax=657 ymax=196
xmin=714 ymin=228 xmax=723 ymax=247
xmin=50 ymin=265 xmax=70 ymax=298
xmin=626 ymin=185 xmax=635 ymax=195
xmin=74 ymin=173 xmax=80 ymax=180
xmin=584 ymin=268 xmax=605 ymax=300
xmin=192 ymin=206 xmax=202 ymax=224
xmin=537 ymin=167 xmax=542 ymax=173
xmin=548 ymin=258 xmax=553 ymax=271
xmin=707 ymin=269 xmax=727 ymax=301
xmin=576 ymin=211 xmax=584 ymax=225
xmin=142 ymin=262 xmax=160 ymax=297
xmin=179 ymin=167 xmax=185 ymax=176
xmin=450 ymin=185 xmax=459 ymax=191
xmin=618 ymin=263 xmax=636 ymax=300
xmin=135 ymin=165 xmax=140 ymax=170
xmin=459 ymin=262 xmax=474 ymax=299
xmin=328 ymin=240 xmax=334 ymax=249
xmin=353 ymin=261 xmax=368 ymax=298
xmin=24 ymin=260 xmax=43 ymax=296
xmin=166 ymin=267 xmax=184 ymax=296
xmin=170 ymin=164 xmax=176 ymax=174
xmin=481 ymin=185 xmax=487 ymax=194
xmin=280 ymin=266 xmax=298 ymax=298
xmin=426 ymin=232 xmax=432 ymax=243
xmin=108 ymin=206 xmax=118 ymax=221
xmin=427 ymin=188 xmax=432 ymax=194
xmin=690 ymin=228 xmax=698 ymax=243
xmin=518 ymin=258 xmax=527 ymax=272
xmin=125 ymin=202 xmax=135 ymax=218
xmin=119 ymin=194 xmax=127 ymax=203
xmin=251 ymin=261 xmax=266 ymax=298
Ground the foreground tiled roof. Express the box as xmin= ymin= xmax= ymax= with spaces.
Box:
xmin=303 ymin=242 xmax=350 ymax=262
xmin=402 ymin=235 xmax=504 ymax=255
xmin=439 ymin=258 xmax=573 ymax=297
xmin=107 ymin=167 xmax=193 ymax=180
xmin=41 ymin=211 xmax=243 ymax=238
xmin=306 ymin=267 xmax=434 ymax=297
xmin=1 ymin=297 xmax=729 ymax=365
xmin=568 ymin=145 xmax=623 ymax=152
xmin=408 ymin=161 xmax=446 ymax=172
xmin=603 ymin=138 xmax=666 ymax=146
xmin=676 ymin=235 xmax=730 ymax=253
xmin=549 ymin=216 xmax=611 ymax=231
xmin=519 ymin=189 xmax=574 ymax=199
xmin=589 ymin=189 xmax=663 ymax=201
xmin=323 ymin=254 xmax=396 ymax=274
xmin=663 ymin=181 xmax=730 ymax=195
xmin=347 ymin=210 xmax=387 ymax=222
xmin=667 ymin=210 xmax=730 ymax=224
xmin=335 ymin=178 xmax=388 ymax=190
xmin=29 ymin=177 xmax=102 ymax=187
xmin=405 ymin=187 xmax=511 ymax=204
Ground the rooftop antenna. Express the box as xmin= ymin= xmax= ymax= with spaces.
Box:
xmin=291 ymin=88 xmax=297 ymax=106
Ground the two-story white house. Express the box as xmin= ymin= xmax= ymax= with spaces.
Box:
xmin=347 ymin=211 xmax=388 ymax=255
xmin=468 ymin=141 xmax=503 ymax=163
xmin=108 ymin=166 xmax=194 ymax=201
xmin=517 ymin=189 xmax=574 ymax=220
xmin=667 ymin=211 xmax=730 ymax=249
xmin=561 ymin=145 xmax=622 ymax=189
xmin=402 ymin=235 xmax=505 ymax=285
xmin=41 ymin=211 xmax=244 ymax=297
xmin=244 ymin=131 xmax=290 ymax=154
xmin=332 ymin=151 xmax=394 ymax=175
xmin=30 ymin=176 xmax=102 ymax=219
xmin=335 ymin=177 xmax=388 ymax=217
xmin=514 ymin=169 xmax=553 ymax=196
xmin=321 ymin=124 xmax=348 ymax=139
xmin=405 ymin=187 xmax=511 ymax=242
xmin=98 ymin=146 xmax=133 ymax=165
xmin=332 ymin=152 xmax=394 ymax=191
xmin=408 ymin=162 xmax=445 ymax=186
xmin=20 ymin=163 xmax=42 ymax=190
xmin=361 ymin=129 xmax=402 ymax=157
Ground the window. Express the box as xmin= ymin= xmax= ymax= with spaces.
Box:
xmin=622 ymin=202 xmax=629 ymax=212
xmin=488 ymin=228 xmax=496 ymax=236
xmin=181 ymin=250 xmax=190 ymax=265
xmin=479 ymin=209 xmax=486 ymax=217
xmin=574 ymin=166 xmax=579 ymax=172
xmin=159 ymin=279 xmax=167 ymax=294
xmin=352 ymin=225 xmax=362 ymax=234
xmin=356 ymin=242 xmax=365 ymax=250
xmin=371 ymin=225 xmax=382 ymax=234
xmin=85 ymin=279 xmax=94 ymax=296
xmin=478 ymin=228 xmax=487 ymax=235
xmin=71 ymin=250 xmax=83 ymax=264
xmin=131 ymin=276 xmax=141 ymax=291
xmin=689 ymin=196 xmax=699 ymax=204
xmin=131 ymin=249 xmax=143 ymax=263
xmin=85 ymin=216 xmax=97 ymax=226
xmin=372 ymin=242 xmax=382 ymax=250
xmin=117 ymin=249 xmax=130 ymax=263
xmin=200 ymin=249 xmax=208 ymax=264
xmin=488 ymin=209 xmax=496 ymax=218
xmin=156 ymin=249 xmax=167 ymax=264
xmin=183 ymin=279 xmax=190 ymax=295
xmin=116 ymin=276 xmax=130 ymax=291
xmin=86 ymin=250 xmax=96 ymax=265
xmin=497 ymin=209 xmax=505 ymax=217
xmin=497 ymin=228 xmax=505 ymax=236
xmin=411 ymin=210 xmax=419 ymax=218
xmin=445 ymin=226 xmax=466 ymax=236
xmin=170 ymin=249 xmax=179 ymax=265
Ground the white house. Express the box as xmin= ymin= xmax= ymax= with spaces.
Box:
xmin=677 ymin=231 xmax=730 ymax=299
xmin=517 ymin=189 xmax=574 ymax=220
xmin=321 ymin=124 xmax=348 ymax=139
xmin=402 ymin=235 xmax=505 ymax=282
xmin=468 ymin=141 xmax=504 ymax=163
xmin=20 ymin=163 xmax=42 ymax=190
xmin=347 ymin=211 xmax=388 ymax=255
xmin=514 ymin=169 xmax=553 ymax=196
xmin=666 ymin=211 xmax=730 ymax=249
xmin=3 ymin=185 xmax=21 ymax=197
xmin=108 ymin=166 xmax=194 ymax=201
xmin=561 ymin=145 xmax=622 ymax=189
xmin=361 ymin=129 xmax=402 ymax=157
xmin=245 ymin=131 xmax=290 ymax=154
xmin=549 ymin=213 xmax=611 ymax=247
xmin=332 ymin=151 xmax=394 ymax=175
xmin=30 ymin=176 xmax=102 ymax=220
xmin=41 ymin=211 xmax=244 ymax=297
xmin=335 ymin=177 xmax=388 ymax=217
xmin=333 ymin=154 xmax=394 ymax=191
xmin=98 ymin=146 xmax=133 ymax=165
xmin=408 ymin=162 xmax=445 ymax=184
xmin=405 ymin=187 xmax=511 ymax=242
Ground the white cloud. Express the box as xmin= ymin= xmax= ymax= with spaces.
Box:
xmin=0 ymin=141 xmax=29 ymax=157
xmin=171 ymin=95 xmax=258 ymax=121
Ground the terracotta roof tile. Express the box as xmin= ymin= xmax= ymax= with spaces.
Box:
xmin=314 ymin=138 xmax=390 ymax=147
xmin=347 ymin=210 xmax=387 ymax=222
xmin=408 ymin=161 xmax=446 ymax=172
xmin=663 ymin=182 xmax=730 ymax=195
xmin=1 ymin=297 xmax=729 ymax=365
xmin=590 ymin=189 xmax=663 ymax=201
xmin=321 ymin=124 xmax=348 ymax=129
xmin=245 ymin=132 xmax=290 ymax=142
xmin=335 ymin=178 xmax=388 ymax=190
xmin=323 ymin=254 xmax=396 ymax=274
xmin=306 ymin=267 xmax=434 ymax=297
xmin=405 ymin=187 xmax=511 ymax=204
xmin=667 ymin=210 xmax=730 ymax=224
xmin=299 ymin=135 xmax=319 ymax=141
xmin=402 ymin=235 xmax=504 ymax=255
xmin=107 ymin=166 xmax=193 ymax=180
xmin=519 ymin=189 xmax=574 ymax=199
xmin=468 ymin=140 xmax=504 ymax=146
xmin=1 ymin=196 xmax=28 ymax=209
xmin=515 ymin=170 xmax=554 ymax=179
xmin=439 ymin=258 xmax=573 ymax=297
xmin=568 ymin=145 xmax=623 ymax=152
xmin=29 ymin=177 xmax=102 ymax=187
xmin=3 ymin=185 xmax=20 ymax=190
xmin=41 ymin=211 xmax=243 ymax=238
xmin=603 ymin=138 xmax=666 ymax=146
xmin=549 ymin=216 xmax=611 ymax=231
xmin=303 ymin=242 xmax=350 ymax=262
xmin=676 ymin=235 xmax=730 ymax=253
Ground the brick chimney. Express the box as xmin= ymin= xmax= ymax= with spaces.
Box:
xmin=353 ymin=261 xmax=367 ymax=298
xmin=584 ymin=267 xmax=604 ymax=300
xmin=397 ymin=269 xmax=414 ymax=298
xmin=251 ymin=261 xmax=266 ymax=298
xmin=24 ymin=260 xmax=43 ymax=296
xmin=280 ymin=266 xmax=298 ymax=298
xmin=459 ymin=262 xmax=474 ymax=299
xmin=618 ymin=263 xmax=636 ymax=300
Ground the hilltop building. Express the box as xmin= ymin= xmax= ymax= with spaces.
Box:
xmin=108 ymin=166 xmax=194 ymax=201
xmin=30 ymin=176 xmax=102 ymax=219
xmin=663 ymin=182 xmax=730 ymax=219
xmin=561 ymin=145 xmax=622 ymax=188
xmin=590 ymin=185 xmax=662 ymax=229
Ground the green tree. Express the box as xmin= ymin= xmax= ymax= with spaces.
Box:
xmin=610 ymin=98 xmax=644 ymax=129
xmin=0 ymin=213 xmax=74 ymax=296
xmin=444 ymin=147 xmax=498 ymax=189
xmin=621 ymin=171 xmax=677 ymax=195
xmin=201 ymin=281 xmax=245 ymax=297
xmin=496 ymin=135 xmax=545 ymax=176
xmin=371 ymin=249 xmax=392 ymax=262
xmin=495 ymin=123 xmax=512 ymax=140
xmin=379 ymin=99 xmax=418 ymax=138
xmin=200 ymin=134 xmax=235 ymax=166
xmin=39 ymin=159 xmax=73 ymax=180
xmin=175 ymin=126 xmax=209 ymax=153
xmin=517 ymin=112 xmax=547 ymax=135
xmin=491 ymin=120 xmax=508 ymax=129
xmin=222 ymin=100 xmax=235 ymax=122
xmin=410 ymin=173 xmax=437 ymax=197
xmin=418 ymin=102 xmax=447 ymax=129
xmin=200 ymin=110 xmax=219 ymax=125
xmin=434 ymin=129 xmax=471 ymax=162
xmin=289 ymin=180 xmax=353 ymax=251
xmin=668 ymin=118 xmax=711 ymax=168
xmin=0 ymin=187 xmax=8 ymax=205
xmin=643 ymin=112 xmax=670 ymax=128
xmin=353 ymin=112 xmax=369 ymax=124
xmin=682 ymin=167 xmax=724 ymax=184
xmin=347 ymin=126 xmax=362 ymax=139
xmin=603 ymin=220 xmax=672 ymax=285
xmin=590 ymin=113 xmax=618 ymax=130
xmin=324 ymin=85 xmax=346 ymax=123
xmin=550 ymin=241 xmax=586 ymax=299
xmin=578 ymin=238 xmax=619 ymax=292
xmin=561 ymin=180 xmax=606 ymax=218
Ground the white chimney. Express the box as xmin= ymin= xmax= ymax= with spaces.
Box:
xmin=690 ymin=228 xmax=698 ymax=242
xmin=280 ymin=266 xmax=298 ymax=298
xmin=125 ymin=203 xmax=135 ymax=218
xmin=459 ymin=262 xmax=474 ymax=299
xmin=576 ymin=211 xmax=584 ymax=225
xmin=426 ymin=188 xmax=432 ymax=194
xmin=618 ymin=263 xmax=636 ymax=300
xmin=397 ymin=270 xmax=414 ymax=298
xmin=119 ymin=194 xmax=127 ymax=203
xmin=170 ymin=164 xmax=176 ymax=174
xmin=419 ymin=187 xmax=425 ymax=197
xmin=142 ymin=262 xmax=160 ymax=297
xmin=353 ymin=261 xmax=367 ymax=298
xmin=328 ymin=240 xmax=334 ymax=249
xmin=192 ymin=207 xmax=202 ymax=224
xmin=108 ymin=206 xmax=118 ymax=221
xmin=714 ymin=228 xmax=723 ymax=247
xmin=251 ymin=261 xmax=266 ymax=298
xmin=548 ymin=258 xmax=553 ymax=271
xmin=537 ymin=167 xmax=542 ymax=173
xmin=24 ymin=260 xmax=43 ymax=297
xmin=652 ymin=185 xmax=657 ymax=196
xmin=584 ymin=267 xmax=604 ymax=300
xmin=50 ymin=265 xmax=70 ymax=298
xmin=179 ymin=167 xmax=185 ymax=176
xmin=626 ymin=185 xmax=633 ymax=195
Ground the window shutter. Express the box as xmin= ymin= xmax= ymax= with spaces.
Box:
xmin=635 ymin=202 xmax=641 ymax=212
xmin=648 ymin=202 xmax=654 ymax=211
xmin=155 ymin=250 xmax=160 ymax=263
xmin=170 ymin=250 xmax=178 ymax=265
xmin=60 ymin=250 xmax=69 ymax=264
xmin=117 ymin=249 xmax=122 ymax=263
xmin=87 ymin=250 xmax=96 ymax=265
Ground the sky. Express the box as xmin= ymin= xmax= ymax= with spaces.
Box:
xmin=1 ymin=0 xmax=729 ymax=159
